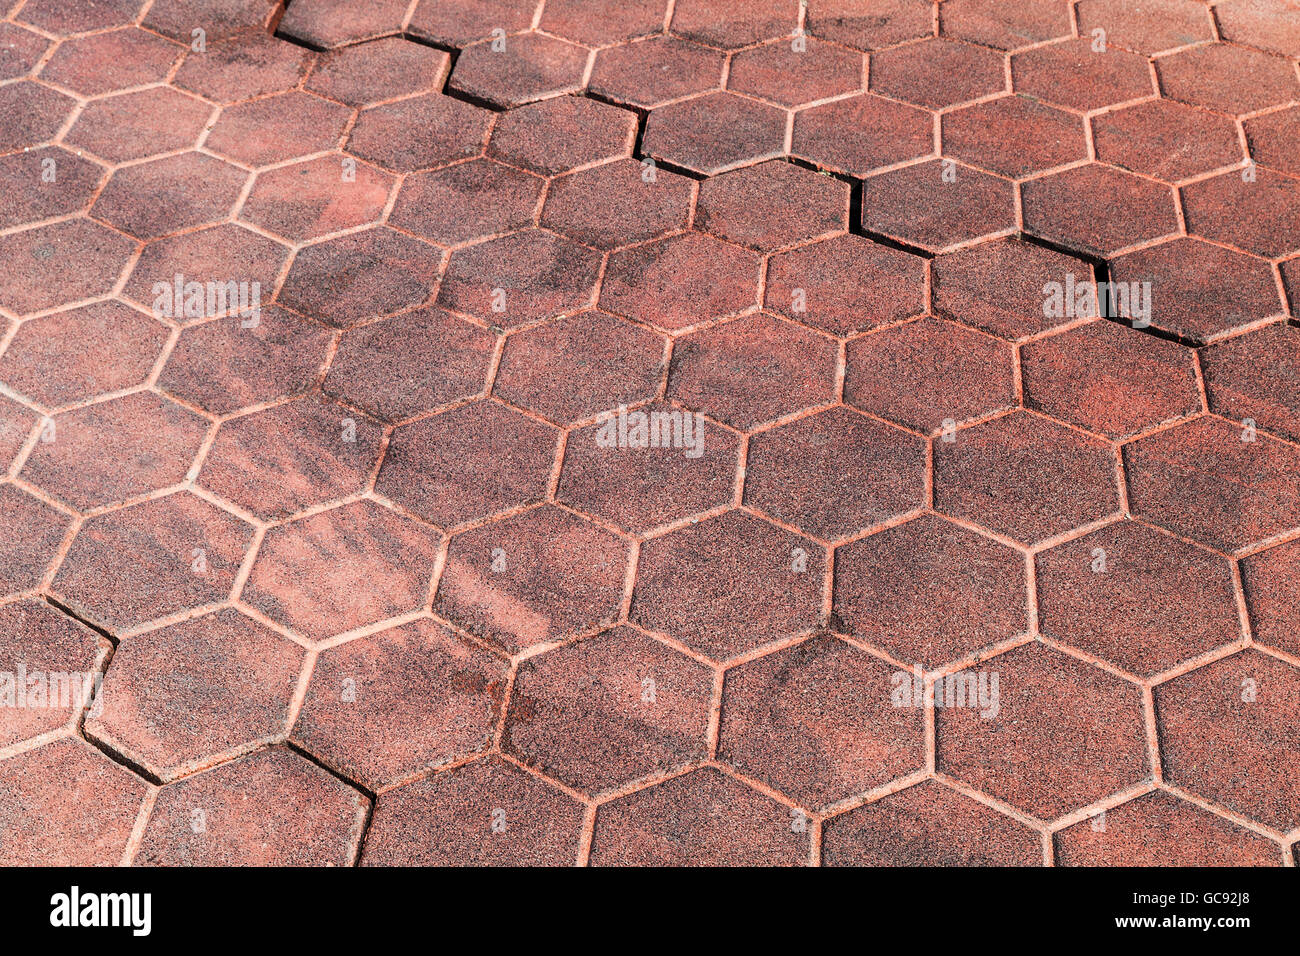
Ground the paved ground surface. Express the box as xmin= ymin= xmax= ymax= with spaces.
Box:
xmin=0 ymin=0 xmax=1298 ymax=867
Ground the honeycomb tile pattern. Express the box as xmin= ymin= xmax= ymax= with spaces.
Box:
xmin=0 ymin=0 xmax=1297 ymax=870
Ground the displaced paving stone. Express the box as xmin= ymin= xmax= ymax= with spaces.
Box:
xmin=0 ymin=599 xmax=106 ymax=746
xmin=436 ymin=505 xmax=629 ymax=654
xmin=862 ymin=159 xmax=1017 ymax=253
xmin=728 ymin=36 xmax=864 ymax=107
xmin=541 ymin=158 xmax=694 ymax=250
xmin=588 ymin=35 xmax=724 ymax=109
xmin=937 ymin=642 xmax=1150 ymax=819
xmin=489 ymin=95 xmax=636 ymax=175
xmin=1036 ymin=520 xmax=1240 ymax=677
xmin=306 ymin=36 xmax=449 ymax=107
xmin=361 ymin=757 xmax=584 ymax=865
xmin=1022 ymin=163 xmax=1179 ymax=258
xmin=696 ymin=160 xmax=848 ymax=252
xmin=504 ymin=626 xmax=712 ymax=793
xmin=135 ymin=747 xmax=367 ymax=866
xmin=1155 ymin=649 xmax=1300 ymax=831
xmin=449 ymin=32 xmax=589 ymax=108
xmin=51 ymin=491 xmax=254 ymax=633
xmin=85 ymin=609 xmax=304 ymax=779
xmin=394 ymin=159 xmax=544 ymax=246
xmin=244 ymin=500 xmax=441 ymax=641
xmin=643 ymin=91 xmax=788 ymax=175
xmin=631 ymin=510 xmax=824 ymax=661
xmin=834 ymin=514 xmax=1028 ymax=669
xmin=1055 ymin=790 xmax=1282 ymax=866
xmin=824 ymin=780 xmax=1043 ymax=866
xmin=293 ymin=618 xmax=507 ymax=789
xmin=376 ymin=401 xmax=557 ymax=527
xmin=590 ymin=767 xmax=809 ymax=865
xmin=792 ymin=93 xmax=933 ymax=177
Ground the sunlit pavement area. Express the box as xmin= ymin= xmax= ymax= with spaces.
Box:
xmin=0 ymin=0 xmax=1298 ymax=866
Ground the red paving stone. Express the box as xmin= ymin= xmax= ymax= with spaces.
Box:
xmin=4 ymin=0 xmax=1299 ymax=868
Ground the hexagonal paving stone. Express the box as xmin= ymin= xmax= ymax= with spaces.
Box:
xmin=871 ymin=37 xmax=1006 ymax=109
xmin=630 ymin=509 xmax=824 ymax=661
xmin=277 ymin=0 xmax=407 ymax=48
xmin=174 ymin=33 xmax=314 ymax=104
xmin=361 ymin=757 xmax=584 ymax=865
xmin=1214 ymin=0 xmax=1300 ymax=57
xmin=1092 ymin=98 xmax=1243 ymax=182
xmin=134 ymin=747 xmax=367 ymax=866
xmin=1037 ymin=520 xmax=1241 ymax=677
xmin=122 ymin=223 xmax=289 ymax=319
xmin=1155 ymin=649 xmax=1300 ymax=832
xmin=932 ymin=237 xmax=1093 ymax=342
xmin=92 ymin=153 xmax=247 ymax=241
xmin=0 ymin=599 xmax=106 ymax=745
xmin=666 ymin=312 xmax=838 ymax=428
xmin=494 ymin=310 xmax=666 ymax=424
xmin=158 ymin=307 xmax=333 ymax=416
xmin=435 ymin=505 xmax=629 ymax=654
xmin=1182 ymin=167 xmax=1300 ymax=259
xmin=65 ymin=88 xmax=212 ymax=164
xmin=862 ymin=160 xmax=1016 ymax=253
xmin=1156 ymin=43 xmax=1299 ymax=115
xmin=0 ymin=23 xmax=47 ymax=81
xmin=241 ymin=155 xmax=394 ymax=243
xmin=720 ymin=634 xmax=925 ymax=809
xmin=540 ymin=0 xmax=667 ymax=45
xmin=439 ymin=229 xmax=602 ymax=328
xmin=600 ymin=232 xmax=760 ymax=332
xmin=408 ymin=0 xmax=541 ymax=45
xmin=745 ymin=406 xmax=927 ymax=541
xmin=392 ymin=158 xmax=544 ymax=246
xmin=1054 ymin=790 xmax=1283 ymax=866
xmin=765 ymin=234 xmax=927 ymax=336
xmin=557 ymin=402 xmax=741 ymax=533
xmin=0 ymin=147 xmax=103 ymax=230
xmin=540 ymin=158 xmax=694 ymax=250
xmin=21 ymin=392 xmax=210 ymax=510
xmin=942 ymin=95 xmax=1087 ymax=179
xmin=1011 ymin=37 xmax=1155 ymax=111
xmin=589 ymin=766 xmax=809 ymax=865
xmin=934 ymin=410 xmax=1120 ymax=545
xmin=199 ymin=395 xmax=384 ymax=521
xmin=1022 ymin=321 xmax=1202 ymax=439
xmin=834 ymin=514 xmax=1028 ymax=669
xmin=347 ymin=93 xmax=492 ymax=173
xmin=489 ymin=95 xmax=636 ymax=176
xmin=504 ymin=626 xmax=711 ymax=794
xmin=376 ymin=401 xmax=558 ymax=528
xmin=448 ymin=32 xmax=589 ymax=108
xmin=39 ymin=27 xmax=182 ymax=96
xmin=696 ymin=160 xmax=848 ymax=252
xmin=50 ymin=491 xmax=254 ymax=633
xmin=243 ymin=500 xmax=441 ymax=641
xmin=1202 ymin=323 xmax=1300 ymax=444
xmin=278 ymin=227 xmax=442 ymax=329
xmin=939 ymin=0 xmax=1073 ymax=50
xmin=144 ymin=0 xmax=279 ymax=42
xmin=1075 ymin=0 xmax=1213 ymax=54
xmin=642 ymin=91 xmax=788 ymax=176
xmin=0 ymin=219 xmax=136 ymax=316
xmin=670 ymin=0 xmax=799 ymax=49
xmin=792 ymin=93 xmax=933 ymax=177
xmin=588 ymin=35 xmax=724 ymax=109
xmin=937 ymin=641 xmax=1149 ymax=819
xmin=823 ymin=780 xmax=1043 ymax=866
xmin=19 ymin=0 xmax=145 ymax=34
xmin=1109 ymin=237 xmax=1284 ymax=344
xmin=0 ymin=301 xmax=167 ymax=408
xmin=845 ymin=316 xmax=1017 ymax=434
xmin=727 ymin=36 xmax=864 ymax=108
xmin=1021 ymin=163 xmax=1179 ymax=258
xmin=1241 ymin=538 xmax=1300 ymax=659
xmin=1245 ymin=106 xmax=1300 ymax=178
xmin=0 ymin=738 xmax=146 ymax=866
xmin=1123 ymin=416 xmax=1300 ymax=555
xmin=0 ymin=396 xmax=36 ymax=471
xmin=206 ymin=91 xmax=352 ymax=167
xmin=0 ymin=485 xmax=69 ymax=598
xmin=85 ymin=609 xmax=304 ymax=780
xmin=293 ymin=618 xmax=507 ymax=790
xmin=305 ymin=36 xmax=449 ymax=107
xmin=0 ymin=81 xmax=75 ymax=155
xmin=322 ymin=306 xmax=496 ymax=422
xmin=808 ymin=0 xmax=934 ymax=50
